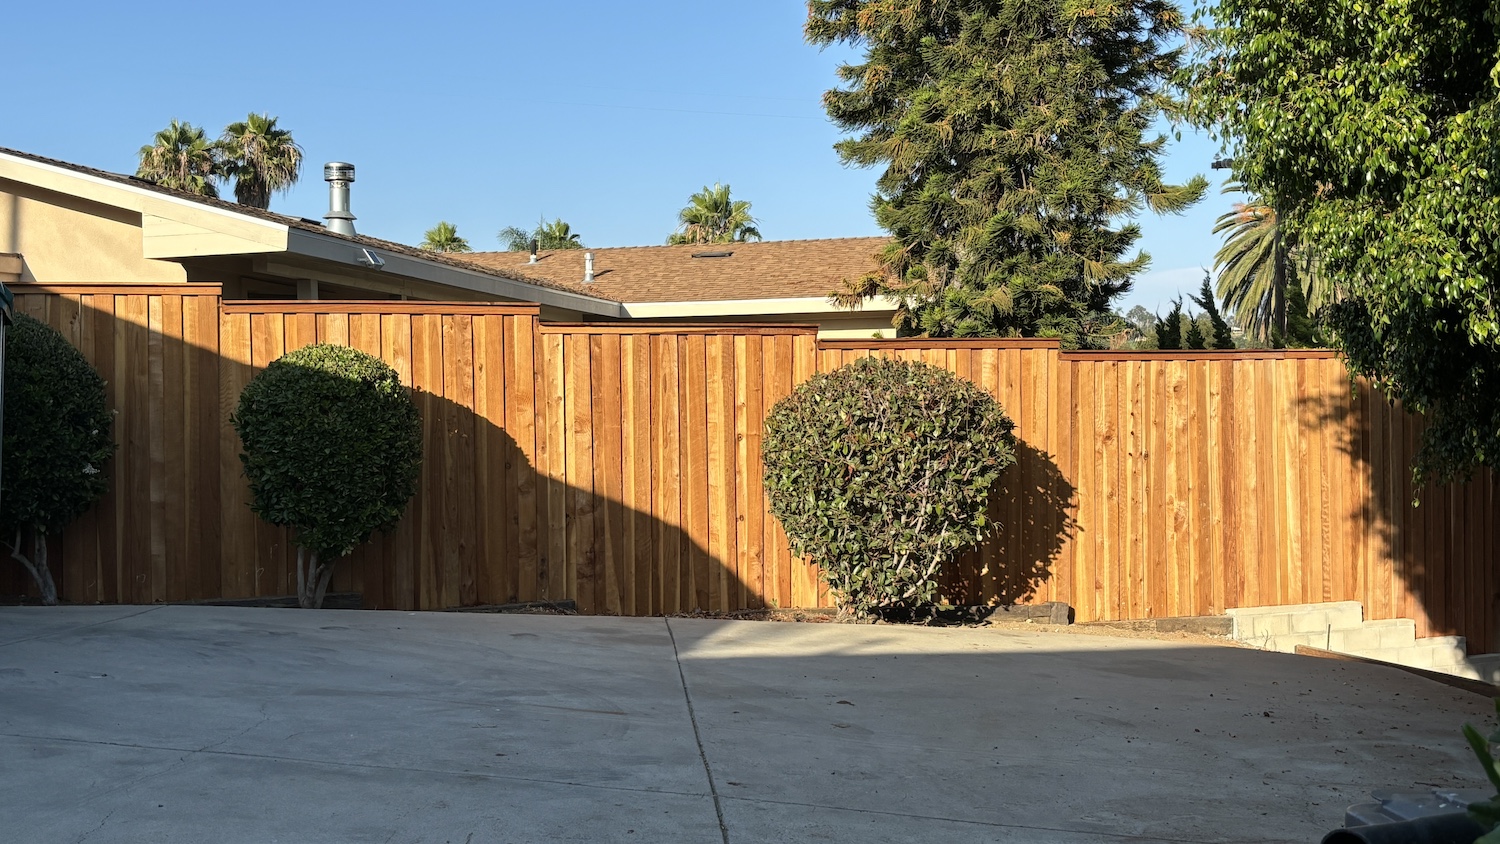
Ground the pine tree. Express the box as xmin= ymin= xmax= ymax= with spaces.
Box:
xmin=1155 ymin=298 xmax=1185 ymax=350
xmin=809 ymin=0 xmax=1207 ymax=348
xmin=1189 ymin=274 xmax=1236 ymax=349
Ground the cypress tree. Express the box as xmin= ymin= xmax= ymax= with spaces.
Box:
xmin=809 ymin=0 xmax=1207 ymax=348
xmin=1155 ymin=298 xmax=1185 ymax=351
xmin=1185 ymin=314 xmax=1207 ymax=350
xmin=1189 ymin=274 xmax=1236 ymax=349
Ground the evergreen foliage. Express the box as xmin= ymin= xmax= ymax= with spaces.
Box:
xmin=762 ymin=357 xmax=1016 ymax=619
xmin=1273 ymin=282 xmax=1323 ymax=350
xmin=1184 ymin=314 xmax=1207 ymax=350
xmin=808 ymin=0 xmax=1207 ymax=348
xmin=1154 ymin=298 xmax=1185 ymax=351
xmin=1183 ymin=0 xmax=1500 ymax=482
xmin=1 ymin=314 xmax=116 ymax=604
xmin=1189 ymin=275 xmax=1236 ymax=349
xmin=232 ymin=344 xmax=422 ymax=608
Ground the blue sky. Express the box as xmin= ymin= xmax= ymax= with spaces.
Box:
xmin=5 ymin=2 xmax=1228 ymax=314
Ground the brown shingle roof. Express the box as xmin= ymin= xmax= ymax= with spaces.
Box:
xmin=461 ymin=237 xmax=890 ymax=303
xmin=0 ymin=146 xmax=615 ymax=302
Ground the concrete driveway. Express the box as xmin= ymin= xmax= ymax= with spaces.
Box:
xmin=0 ymin=606 xmax=1489 ymax=843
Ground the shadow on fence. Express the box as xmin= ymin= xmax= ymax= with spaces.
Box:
xmin=1298 ymin=386 xmax=1499 ymax=649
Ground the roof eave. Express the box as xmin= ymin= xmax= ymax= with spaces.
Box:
xmin=622 ymin=295 xmax=900 ymax=318
xmin=286 ymin=229 xmax=625 ymax=316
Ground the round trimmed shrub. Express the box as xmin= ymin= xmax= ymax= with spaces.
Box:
xmin=762 ymin=356 xmax=1016 ymax=619
xmin=2 ymin=313 xmax=116 ymax=605
xmin=232 ymin=343 xmax=421 ymax=608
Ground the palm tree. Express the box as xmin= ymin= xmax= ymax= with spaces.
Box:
xmin=498 ymin=217 xmax=584 ymax=251
xmin=220 ymin=113 xmax=303 ymax=209
xmin=667 ymin=183 xmax=761 ymax=245
xmin=136 ymin=120 xmax=222 ymax=198
xmin=420 ymin=221 xmax=471 ymax=253
xmin=1212 ymin=183 xmax=1323 ymax=342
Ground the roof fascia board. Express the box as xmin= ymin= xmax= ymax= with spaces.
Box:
xmin=622 ymin=295 xmax=899 ymax=318
xmin=286 ymin=228 xmax=624 ymax=317
xmin=0 ymin=151 xmax=292 ymax=238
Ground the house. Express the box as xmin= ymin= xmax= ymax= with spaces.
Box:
xmin=0 ymin=147 xmax=618 ymax=321
xmin=461 ymin=240 xmax=900 ymax=338
xmin=0 ymin=146 xmax=897 ymax=335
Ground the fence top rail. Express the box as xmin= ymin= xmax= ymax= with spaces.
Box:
xmin=539 ymin=322 xmax=820 ymax=336
xmin=221 ymin=300 xmax=542 ymax=316
xmin=1060 ymin=348 xmax=1341 ymax=361
xmin=818 ymin=337 xmax=1062 ymax=350
xmin=12 ymin=282 xmax=224 ymax=296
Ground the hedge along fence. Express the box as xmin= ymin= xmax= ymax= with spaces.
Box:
xmin=5 ymin=285 xmax=1496 ymax=650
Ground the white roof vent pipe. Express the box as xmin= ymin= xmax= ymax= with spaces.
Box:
xmin=323 ymin=162 xmax=357 ymax=236
xmin=583 ymin=251 xmax=595 ymax=284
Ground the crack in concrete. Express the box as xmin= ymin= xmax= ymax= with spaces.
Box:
xmin=72 ymin=808 xmax=115 ymax=843
xmin=0 ymin=606 xmax=163 ymax=649
xmin=664 ymin=617 xmax=731 ymax=844
xmin=197 ymin=702 xmax=272 ymax=753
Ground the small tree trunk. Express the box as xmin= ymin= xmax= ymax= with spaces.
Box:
xmin=7 ymin=526 xmax=59 ymax=606
xmin=312 ymin=561 xmax=337 ymax=610
xmin=296 ymin=547 xmax=317 ymax=609
xmin=296 ymin=548 xmax=340 ymax=609
xmin=295 ymin=546 xmax=308 ymax=606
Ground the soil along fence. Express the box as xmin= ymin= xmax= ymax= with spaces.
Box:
xmin=6 ymin=286 xmax=1496 ymax=649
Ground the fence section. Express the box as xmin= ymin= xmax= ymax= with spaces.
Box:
xmin=7 ymin=286 xmax=1496 ymax=648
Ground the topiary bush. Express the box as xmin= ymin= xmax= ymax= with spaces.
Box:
xmin=232 ymin=344 xmax=422 ymax=608
xmin=1 ymin=313 xmax=116 ymax=605
xmin=762 ymin=356 xmax=1016 ymax=619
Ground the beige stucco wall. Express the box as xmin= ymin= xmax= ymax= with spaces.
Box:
xmin=0 ymin=180 xmax=187 ymax=284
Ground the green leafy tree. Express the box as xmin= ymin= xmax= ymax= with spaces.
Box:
xmin=1189 ymin=274 xmax=1236 ymax=349
xmin=809 ymin=0 xmax=1207 ymax=348
xmin=220 ymin=113 xmax=303 ymax=210
xmin=666 ymin=183 xmax=761 ymax=245
xmin=1122 ymin=305 xmax=1159 ymax=348
xmin=1 ymin=315 xmax=116 ymax=605
xmin=763 ymin=357 xmax=1015 ymax=619
xmin=136 ymin=119 xmax=222 ymax=197
xmin=1154 ymin=298 xmax=1185 ymax=350
xmin=232 ymin=345 xmax=422 ymax=609
xmin=420 ymin=221 xmax=472 ymax=253
xmin=499 ymin=217 xmax=584 ymax=251
xmin=1182 ymin=0 xmax=1499 ymax=482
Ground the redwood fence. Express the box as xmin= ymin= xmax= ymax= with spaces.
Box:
xmin=7 ymin=285 xmax=1496 ymax=650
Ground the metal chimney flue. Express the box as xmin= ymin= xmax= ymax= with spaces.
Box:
xmin=323 ymin=162 xmax=357 ymax=236
xmin=583 ymin=251 xmax=595 ymax=284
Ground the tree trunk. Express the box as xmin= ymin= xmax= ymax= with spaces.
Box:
xmin=295 ymin=547 xmax=339 ymax=609
xmin=7 ymin=526 xmax=58 ymax=606
xmin=296 ymin=547 xmax=318 ymax=609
